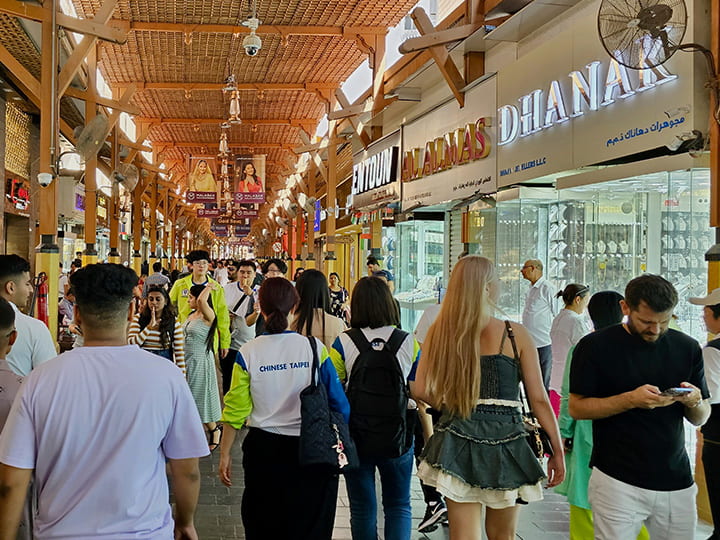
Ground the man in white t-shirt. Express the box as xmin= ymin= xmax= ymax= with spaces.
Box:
xmin=0 ymin=255 xmax=56 ymax=376
xmin=222 ymin=259 xmax=258 ymax=394
xmin=521 ymin=259 xmax=557 ymax=391
xmin=0 ymin=263 xmax=209 ymax=540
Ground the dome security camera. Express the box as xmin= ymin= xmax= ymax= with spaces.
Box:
xmin=243 ymin=32 xmax=262 ymax=56
xmin=37 ymin=172 xmax=53 ymax=187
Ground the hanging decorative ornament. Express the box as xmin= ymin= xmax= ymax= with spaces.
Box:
xmin=218 ymin=132 xmax=229 ymax=155
xmin=221 ymin=159 xmax=229 ymax=176
xmin=228 ymin=90 xmax=241 ymax=124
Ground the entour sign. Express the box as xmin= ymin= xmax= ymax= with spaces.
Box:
xmin=352 ymin=147 xmax=398 ymax=196
xmin=351 ymin=131 xmax=401 ymax=210
xmin=498 ymin=59 xmax=677 ymax=146
xmin=402 ymin=117 xmax=491 ymax=182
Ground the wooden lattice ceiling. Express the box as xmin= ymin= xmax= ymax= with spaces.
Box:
xmin=67 ymin=0 xmax=418 ymax=206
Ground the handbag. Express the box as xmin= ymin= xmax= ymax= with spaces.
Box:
xmin=504 ymin=321 xmax=554 ymax=459
xmin=298 ymin=335 xmax=358 ymax=472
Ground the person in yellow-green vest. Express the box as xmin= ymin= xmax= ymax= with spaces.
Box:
xmin=170 ymin=250 xmax=231 ymax=359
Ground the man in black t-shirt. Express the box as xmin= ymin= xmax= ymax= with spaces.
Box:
xmin=569 ymin=274 xmax=710 ymax=540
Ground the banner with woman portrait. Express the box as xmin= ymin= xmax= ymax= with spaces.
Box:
xmin=233 ymin=154 xmax=266 ymax=204
xmin=186 ymin=156 xmax=220 ymax=203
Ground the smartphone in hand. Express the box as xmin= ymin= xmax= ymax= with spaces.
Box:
xmin=660 ymin=387 xmax=693 ymax=397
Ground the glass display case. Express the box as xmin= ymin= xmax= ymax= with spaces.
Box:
xmin=493 ymin=172 xmax=711 ymax=344
xmin=558 ymin=168 xmax=710 ymax=343
xmin=395 ymin=218 xmax=446 ymax=331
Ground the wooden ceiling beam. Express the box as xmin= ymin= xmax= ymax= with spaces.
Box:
xmin=410 ymin=7 xmax=466 ymax=107
xmin=57 ymin=0 xmax=119 ymax=96
xmin=118 ymin=136 xmax=152 ymax=152
xmin=109 ymin=20 xmax=386 ymax=38
xmin=65 ymin=86 xmax=141 ymax=115
xmin=140 ymin=117 xmax=316 ymax=126
xmin=112 ymin=82 xmax=339 ymax=92
xmin=151 ymin=141 xmax=297 ymax=150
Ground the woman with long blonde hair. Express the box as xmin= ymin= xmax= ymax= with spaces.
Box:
xmin=414 ymin=256 xmax=564 ymax=540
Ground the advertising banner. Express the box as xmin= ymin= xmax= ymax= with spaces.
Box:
xmin=187 ymin=156 xmax=219 ymax=203
xmin=401 ymin=78 xmax=496 ymax=210
xmin=233 ymin=154 xmax=266 ymax=204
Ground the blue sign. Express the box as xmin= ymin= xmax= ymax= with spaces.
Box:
xmin=314 ymin=200 xmax=321 ymax=232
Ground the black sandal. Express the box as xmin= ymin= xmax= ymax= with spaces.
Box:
xmin=207 ymin=424 xmax=223 ymax=452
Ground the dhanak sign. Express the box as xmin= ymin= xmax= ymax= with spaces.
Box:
xmin=496 ymin=0 xmax=703 ymax=185
xmin=401 ymin=78 xmax=496 ymax=210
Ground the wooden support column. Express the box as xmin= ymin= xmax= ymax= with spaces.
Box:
xmin=131 ymin=180 xmax=143 ymax=274
xmin=306 ymin=163 xmax=317 ymax=269
xmin=324 ymin=94 xmax=338 ymax=276
xmin=700 ymin=0 xmax=720 ymax=524
xmin=370 ymin=217 xmax=383 ymax=266
xmin=148 ymin=177 xmax=158 ymax=270
xmin=36 ymin=0 xmax=59 ymax=340
xmin=370 ymin=35 xmax=387 ymax=141
xmin=295 ymin=213 xmax=303 ymax=262
xmin=82 ymin=43 xmax=98 ymax=265
xmin=108 ymin=104 xmax=121 ymax=263
xmin=162 ymin=188 xmax=170 ymax=267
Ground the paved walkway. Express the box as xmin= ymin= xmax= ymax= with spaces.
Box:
xmin=193 ymin=429 xmax=714 ymax=539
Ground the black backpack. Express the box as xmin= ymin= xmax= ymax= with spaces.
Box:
xmin=346 ymin=328 xmax=411 ymax=459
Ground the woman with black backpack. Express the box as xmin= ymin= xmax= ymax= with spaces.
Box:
xmin=329 ymin=276 xmax=420 ymax=540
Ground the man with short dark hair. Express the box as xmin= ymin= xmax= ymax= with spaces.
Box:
xmin=367 ymin=256 xmax=395 ymax=292
xmin=222 ymin=260 xmax=259 ymax=394
xmin=170 ymin=250 xmax=231 ymax=358
xmin=0 ymin=264 xmax=209 ymax=539
xmin=142 ymin=261 xmax=171 ymax=297
xmin=569 ymin=274 xmax=710 ymax=540
xmin=0 ymin=255 xmax=55 ymax=376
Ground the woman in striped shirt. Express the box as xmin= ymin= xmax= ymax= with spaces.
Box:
xmin=128 ymin=286 xmax=186 ymax=375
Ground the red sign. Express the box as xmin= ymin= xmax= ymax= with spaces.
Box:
xmin=233 ymin=208 xmax=259 ymax=219
xmin=187 ymin=191 xmax=217 ymax=203
xmin=197 ymin=208 xmax=221 ymax=218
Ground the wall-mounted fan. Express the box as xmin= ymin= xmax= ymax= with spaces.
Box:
xmin=75 ymin=114 xmax=111 ymax=160
xmin=111 ymin=163 xmax=140 ymax=192
xmin=598 ymin=0 xmax=719 ymax=124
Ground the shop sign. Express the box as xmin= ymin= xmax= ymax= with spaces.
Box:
xmin=198 ymin=208 xmax=221 ymax=218
xmin=352 ymin=131 xmax=401 ymax=209
xmin=496 ymin=1 xmax=704 ymax=186
xmin=6 ymin=177 xmax=29 ymax=211
xmin=401 ymin=78 xmax=496 ymax=210
xmin=214 ymin=216 xmax=248 ymax=226
xmin=233 ymin=208 xmax=259 ymax=219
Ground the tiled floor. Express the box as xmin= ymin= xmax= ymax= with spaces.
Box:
xmin=192 ymin=428 xmax=714 ymax=539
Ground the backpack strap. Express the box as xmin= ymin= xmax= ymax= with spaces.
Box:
xmin=385 ymin=328 xmax=408 ymax=356
xmin=346 ymin=328 xmax=372 ymax=353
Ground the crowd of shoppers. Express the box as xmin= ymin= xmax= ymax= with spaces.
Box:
xmin=0 ymin=250 xmax=718 ymax=540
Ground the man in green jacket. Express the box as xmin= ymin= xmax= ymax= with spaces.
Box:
xmin=170 ymin=250 xmax=231 ymax=359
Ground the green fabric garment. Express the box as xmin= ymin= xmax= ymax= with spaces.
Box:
xmin=555 ymin=345 xmax=593 ymax=509
xmin=169 ymin=275 xmax=231 ymax=349
xmin=221 ymin=362 xmax=253 ymax=429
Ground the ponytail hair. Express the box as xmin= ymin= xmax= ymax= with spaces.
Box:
xmin=258 ymin=277 xmax=299 ymax=334
xmin=557 ymin=283 xmax=590 ymax=306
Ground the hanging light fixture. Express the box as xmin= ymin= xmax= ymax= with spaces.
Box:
xmin=218 ymin=131 xmax=229 ymax=155
xmin=228 ymin=90 xmax=241 ymax=124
